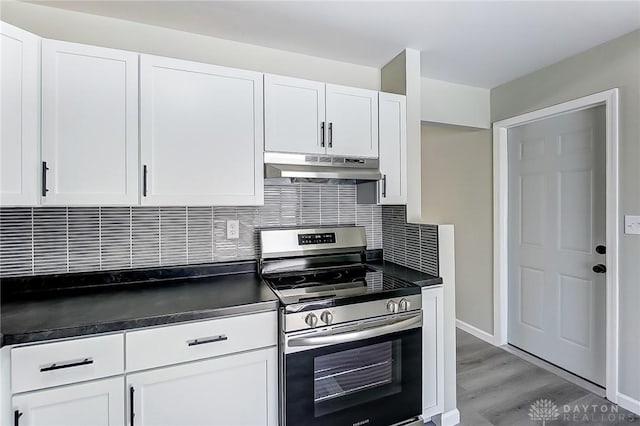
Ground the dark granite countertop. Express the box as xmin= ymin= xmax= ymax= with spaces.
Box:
xmin=367 ymin=260 xmax=443 ymax=287
xmin=1 ymin=254 xmax=440 ymax=347
xmin=1 ymin=270 xmax=278 ymax=346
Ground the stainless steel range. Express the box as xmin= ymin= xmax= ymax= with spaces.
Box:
xmin=259 ymin=226 xmax=423 ymax=426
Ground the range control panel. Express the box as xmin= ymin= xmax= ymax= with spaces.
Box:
xmin=298 ymin=232 xmax=336 ymax=245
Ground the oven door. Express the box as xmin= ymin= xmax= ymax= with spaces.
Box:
xmin=283 ymin=312 xmax=422 ymax=426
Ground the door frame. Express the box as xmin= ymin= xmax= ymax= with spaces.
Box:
xmin=492 ymin=88 xmax=619 ymax=401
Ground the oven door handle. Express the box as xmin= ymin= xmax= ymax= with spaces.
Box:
xmin=288 ymin=313 xmax=422 ymax=348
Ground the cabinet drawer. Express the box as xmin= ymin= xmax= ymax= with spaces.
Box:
xmin=126 ymin=311 xmax=277 ymax=372
xmin=11 ymin=334 xmax=124 ymax=393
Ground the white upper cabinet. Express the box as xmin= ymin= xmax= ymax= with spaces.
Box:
xmin=1 ymin=23 xmax=40 ymax=206
xmin=264 ymin=76 xmax=379 ymax=158
xmin=325 ymin=84 xmax=378 ymax=158
xmin=41 ymin=40 xmax=139 ymax=205
xmin=378 ymin=92 xmax=407 ymax=205
xmin=140 ymin=55 xmax=264 ymax=206
xmin=264 ymin=74 xmax=325 ymax=154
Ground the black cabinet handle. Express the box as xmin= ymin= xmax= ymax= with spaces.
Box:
xmin=328 ymin=122 xmax=333 ymax=148
xmin=142 ymin=165 xmax=148 ymax=197
xmin=320 ymin=122 xmax=325 ymax=148
xmin=41 ymin=161 xmax=49 ymax=197
xmin=40 ymin=358 xmax=93 ymax=372
xmin=187 ymin=334 xmax=228 ymax=346
xmin=14 ymin=410 xmax=22 ymax=426
xmin=382 ymin=174 xmax=387 ymax=198
xmin=596 ymin=245 xmax=606 ymax=254
xmin=593 ymin=264 xmax=607 ymax=274
xmin=129 ymin=386 xmax=135 ymax=426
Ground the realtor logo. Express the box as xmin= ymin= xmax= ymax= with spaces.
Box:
xmin=529 ymin=399 xmax=560 ymax=425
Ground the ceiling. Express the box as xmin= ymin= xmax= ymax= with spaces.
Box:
xmin=30 ymin=1 xmax=640 ymax=88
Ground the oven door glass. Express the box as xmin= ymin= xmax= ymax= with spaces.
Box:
xmin=285 ymin=326 xmax=421 ymax=426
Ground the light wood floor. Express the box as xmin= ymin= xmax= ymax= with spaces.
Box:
xmin=448 ymin=329 xmax=639 ymax=426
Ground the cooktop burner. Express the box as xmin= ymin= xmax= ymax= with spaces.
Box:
xmin=268 ymin=265 xmax=373 ymax=289
xmin=263 ymin=265 xmax=418 ymax=306
xmin=259 ymin=226 xmax=423 ymax=330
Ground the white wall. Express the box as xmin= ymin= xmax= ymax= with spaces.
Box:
xmin=492 ymin=29 xmax=640 ymax=408
xmin=421 ymin=78 xmax=490 ymax=129
xmin=0 ymin=1 xmax=380 ymax=90
xmin=421 ymin=124 xmax=494 ymax=334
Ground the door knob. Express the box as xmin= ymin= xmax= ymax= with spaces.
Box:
xmin=593 ymin=264 xmax=607 ymax=274
xmin=596 ymin=245 xmax=606 ymax=254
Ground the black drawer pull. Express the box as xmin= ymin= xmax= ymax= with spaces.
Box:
xmin=129 ymin=386 xmax=135 ymax=426
xmin=382 ymin=174 xmax=387 ymax=198
xmin=40 ymin=358 xmax=94 ymax=372
xmin=14 ymin=410 xmax=22 ymax=426
xmin=41 ymin=161 xmax=49 ymax=197
xmin=187 ymin=334 xmax=228 ymax=346
xmin=142 ymin=165 xmax=148 ymax=197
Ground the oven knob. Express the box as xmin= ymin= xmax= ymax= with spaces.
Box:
xmin=386 ymin=300 xmax=399 ymax=313
xmin=305 ymin=313 xmax=318 ymax=328
xmin=320 ymin=311 xmax=333 ymax=325
xmin=399 ymin=298 xmax=411 ymax=311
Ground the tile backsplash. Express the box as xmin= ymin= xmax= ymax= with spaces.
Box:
xmin=0 ymin=184 xmax=382 ymax=277
xmin=382 ymin=205 xmax=439 ymax=276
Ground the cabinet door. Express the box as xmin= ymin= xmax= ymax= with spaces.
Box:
xmin=140 ymin=55 xmax=264 ymax=206
xmin=41 ymin=40 xmax=139 ymax=205
xmin=325 ymin=84 xmax=378 ymax=158
xmin=422 ymin=286 xmax=444 ymax=418
xmin=378 ymin=92 xmax=407 ymax=205
xmin=0 ymin=23 xmax=39 ymax=206
xmin=127 ymin=347 xmax=277 ymax=426
xmin=12 ymin=377 xmax=125 ymax=426
xmin=264 ymin=74 xmax=325 ymax=154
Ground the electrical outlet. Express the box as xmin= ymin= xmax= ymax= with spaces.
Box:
xmin=624 ymin=215 xmax=640 ymax=235
xmin=226 ymin=220 xmax=240 ymax=239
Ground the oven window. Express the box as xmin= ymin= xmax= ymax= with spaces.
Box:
xmin=313 ymin=340 xmax=402 ymax=417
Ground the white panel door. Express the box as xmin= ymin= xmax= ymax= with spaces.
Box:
xmin=508 ymin=106 xmax=606 ymax=385
xmin=140 ymin=55 xmax=264 ymax=206
xmin=325 ymin=84 xmax=378 ymax=158
xmin=264 ymin=74 xmax=325 ymax=154
xmin=378 ymin=92 xmax=407 ymax=205
xmin=41 ymin=40 xmax=139 ymax=205
xmin=0 ymin=23 xmax=40 ymax=206
xmin=422 ymin=286 xmax=444 ymax=419
xmin=12 ymin=377 xmax=125 ymax=426
xmin=126 ymin=348 xmax=277 ymax=426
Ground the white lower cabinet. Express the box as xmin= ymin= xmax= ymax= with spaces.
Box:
xmin=422 ymin=285 xmax=444 ymax=419
xmin=126 ymin=347 xmax=277 ymax=426
xmin=7 ymin=315 xmax=278 ymax=426
xmin=12 ymin=377 xmax=125 ymax=426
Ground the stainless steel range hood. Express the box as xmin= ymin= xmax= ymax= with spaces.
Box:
xmin=264 ymin=152 xmax=382 ymax=182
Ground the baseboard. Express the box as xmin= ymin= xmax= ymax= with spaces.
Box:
xmin=431 ymin=409 xmax=460 ymax=426
xmin=618 ymin=392 xmax=640 ymax=416
xmin=456 ymin=319 xmax=495 ymax=345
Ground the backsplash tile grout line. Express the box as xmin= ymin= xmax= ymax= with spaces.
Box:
xmin=1 ymin=193 xmax=439 ymax=278
xmin=381 ymin=205 xmax=438 ymax=276
xmin=0 ymin=184 xmax=386 ymax=277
